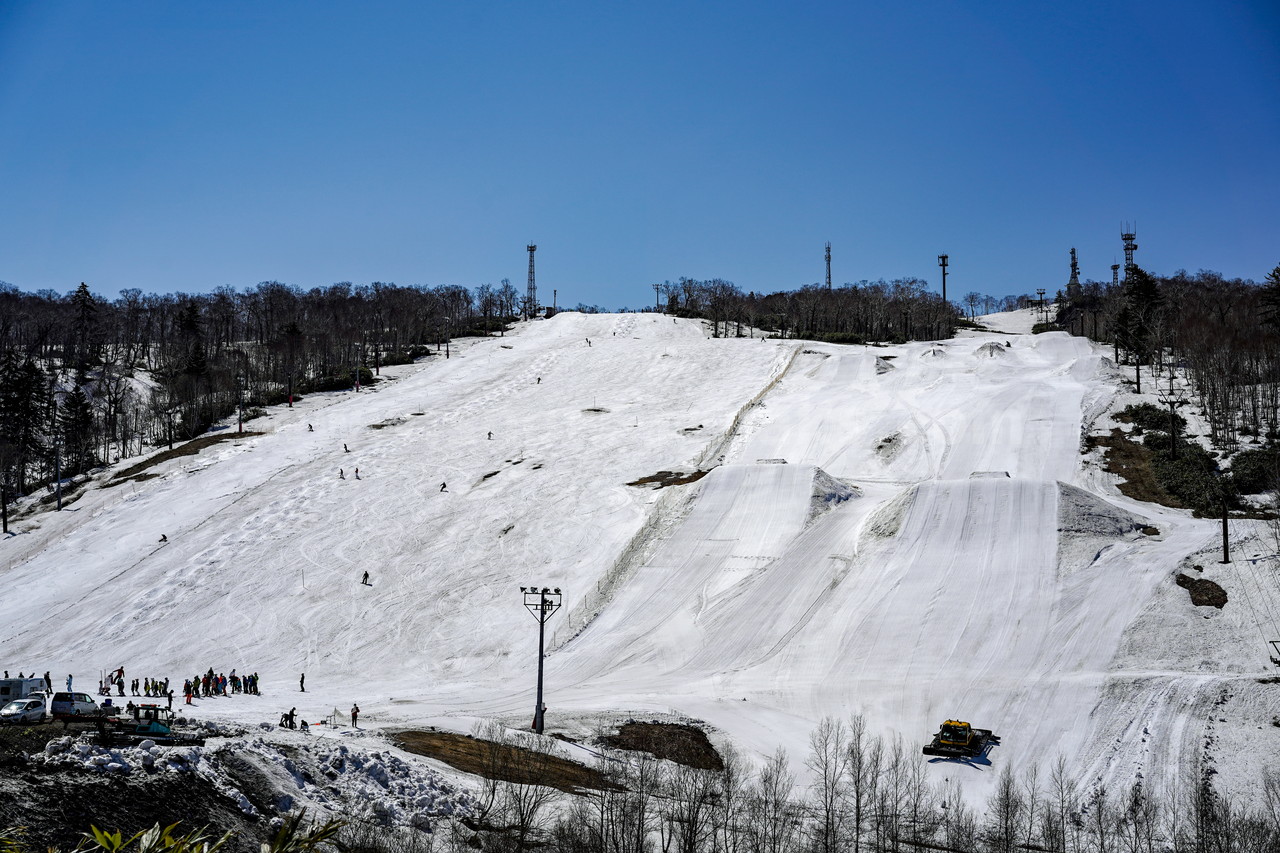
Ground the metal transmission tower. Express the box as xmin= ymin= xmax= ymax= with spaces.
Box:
xmin=1121 ymin=225 xmax=1138 ymax=280
xmin=521 ymin=586 xmax=562 ymax=734
xmin=1066 ymin=248 xmax=1081 ymax=299
xmin=825 ymin=242 xmax=832 ymax=289
xmin=1112 ymin=263 xmax=1120 ymax=287
xmin=937 ymin=254 xmax=949 ymax=304
xmin=526 ymin=244 xmax=538 ymax=319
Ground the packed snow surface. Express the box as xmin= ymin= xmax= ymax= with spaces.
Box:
xmin=3 ymin=311 xmax=1277 ymax=805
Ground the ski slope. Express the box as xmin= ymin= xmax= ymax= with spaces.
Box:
xmin=2 ymin=310 xmax=1276 ymax=804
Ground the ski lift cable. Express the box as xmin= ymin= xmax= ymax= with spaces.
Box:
xmin=1229 ymin=539 xmax=1280 ymax=661
xmin=1239 ymin=535 xmax=1280 ymax=635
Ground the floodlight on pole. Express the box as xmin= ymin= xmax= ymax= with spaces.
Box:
xmin=522 ymin=586 xmax=562 ymax=734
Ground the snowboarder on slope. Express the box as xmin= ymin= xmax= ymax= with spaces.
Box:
xmin=299 ymin=673 xmax=305 ymax=692
xmin=440 ymin=482 xmax=447 ymax=492
xmin=339 ymin=469 xmax=345 ymax=479
xmin=361 ymin=571 xmax=369 ymax=585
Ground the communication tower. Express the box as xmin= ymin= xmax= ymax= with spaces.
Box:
xmin=937 ymin=254 xmax=949 ymax=304
xmin=1121 ymin=225 xmax=1138 ymax=280
xmin=825 ymin=242 xmax=832 ymax=289
xmin=1111 ymin=262 xmax=1120 ymax=287
xmin=526 ymin=244 xmax=538 ymax=319
xmin=1067 ymin=248 xmax=1081 ymax=299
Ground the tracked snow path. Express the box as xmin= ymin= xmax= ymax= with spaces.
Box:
xmin=3 ymin=311 xmax=1273 ymax=806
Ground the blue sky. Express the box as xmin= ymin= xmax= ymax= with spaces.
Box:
xmin=1 ymin=1 xmax=1277 ymax=306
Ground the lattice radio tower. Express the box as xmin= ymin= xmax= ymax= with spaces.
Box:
xmin=1067 ymin=248 xmax=1081 ymax=298
xmin=526 ymin=244 xmax=538 ymax=319
xmin=1111 ymin=262 xmax=1120 ymax=287
xmin=1121 ymin=224 xmax=1138 ymax=280
xmin=825 ymin=242 xmax=832 ymax=289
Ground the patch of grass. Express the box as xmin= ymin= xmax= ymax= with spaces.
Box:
xmin=106 ymin=432 xmax=264 ymax=487
xmin=389 ymin=730 xmax=619 ymax=793
xmin=1117 ymin=403 xmax=1185 ymax=434
xmin=597 ymin=721 xmax=723 ymax=771
xmin=627 ymin=470 xmax=711 ymax=489
xmin=1086 ymin=429 xmax=1186 ymax=508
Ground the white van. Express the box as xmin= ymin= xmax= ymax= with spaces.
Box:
xmin=50 ymin=691 xmax=98 ymax=718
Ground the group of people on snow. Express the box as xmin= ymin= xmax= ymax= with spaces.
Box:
xmin=184 ymin=668 xmax=260 ymax=704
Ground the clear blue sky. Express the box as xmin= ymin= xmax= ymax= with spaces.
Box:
xmin=2 ymin=1 xmax=1277 ymax=306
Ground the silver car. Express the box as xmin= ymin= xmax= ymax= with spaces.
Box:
xmin=0 ymin=698 xmax=47 ymax=725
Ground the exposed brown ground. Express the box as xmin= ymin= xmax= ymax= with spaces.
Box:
xmin=1176 ymin=573 xmax=1228 ymax=608
xmin=598 ymin=722 xmax=723 ymax=771
xmin=626 ymin=470 xmax=711 ymax=489
xmin=1085 ymin=428 xmax=1186 ymax=508
xmin=389 ymin=730 xmax=620 ymax=793
xmin=106 ymin=431 xmax=264 ymax=487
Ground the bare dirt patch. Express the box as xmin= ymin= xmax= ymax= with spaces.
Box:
xmin=106 ymin=432 xmax=264 ymax=487
xmin=1176 ymin=573 xmax=1228 ymax=608
xmin=597 ymin=721 xmax=723 ymax=771
xmin=1085 ymin=429 xmax=1186 ymax=509
xmin=390 ymin=730 xmax=619 ymax=793
xmin=627 ymin=470 xmax=711 ymax=489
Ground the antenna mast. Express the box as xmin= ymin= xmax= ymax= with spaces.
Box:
xmin=526 ymin=244 xmax=538 ymax=319
xmin=1121 ymin=224 xmax=1138 ymax=281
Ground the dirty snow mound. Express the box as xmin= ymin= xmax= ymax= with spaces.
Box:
xmin=975 ymin=341 xmax=1007 ymax=358
xmin=861 ymin=486 xmax=914 ymax=539
xmin=1056 ymin=482 xmax=1149 ymax=574
xmin=808 ymin=468 xmax=859 ymax=524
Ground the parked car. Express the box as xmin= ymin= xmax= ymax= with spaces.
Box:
xmin=0 ymin=698 xmax=47 ymax=725
xmin=50 ymin=692 xmax=97 ymax=718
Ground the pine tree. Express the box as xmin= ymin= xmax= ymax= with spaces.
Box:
xmin=70 ymin=282 xmax=98 ymax=371
xmin=1260 ymin=262 xmax=1280 ymax=333
xmin=58 ymin=382 xmax=96 ymax=476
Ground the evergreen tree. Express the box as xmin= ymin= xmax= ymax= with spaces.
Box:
xmin=58 ymin=382 xmax=96 ymax=476
xmin=69 ymin=282 xmax=98 ymax=371
xmin=1260 ymin=262 xmax=1280 ymax=333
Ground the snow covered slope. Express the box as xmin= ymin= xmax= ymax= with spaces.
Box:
xmin=2 ymin=313 xmax=1276 ymax=805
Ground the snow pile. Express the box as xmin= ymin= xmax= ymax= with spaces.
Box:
xmin=35 ymin=735 xmax=205 ymax=776
xmin=807 ymin=468 xmax=859 ymax=523
xmin=231 ymin=738 xmax=476 ymax=829
xmin=974 ymin=341 xmax=1007 ymax=358
xmin=1056 ymin=482 xmax=1150 ymax=575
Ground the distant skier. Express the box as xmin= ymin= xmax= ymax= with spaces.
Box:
xmin=487 ymin=431 xmax=493 ymax=440
xmin=299 ymin=673 xmax=305 ymax=692
xmin=536 ymin=377 xmax=540 ymax=384
xmin=159 ymin=534 xmax=167 ymax=543
xmin=308 ymin=424 xmax=313 ymax=432
xmin=351 ymin=703 xmax=359 ymax=728
xmin=361 ymin=571 xmax=370 ymax=586
xmin=440 ymin=482 xmax=447 ymax=492
xmin=354 ymin=468 xmax=360 ymax=479
xmin=339 ymin=469 xmax=345 ymax=479
xmin=344 ymin=443 xmax=350 ymax=453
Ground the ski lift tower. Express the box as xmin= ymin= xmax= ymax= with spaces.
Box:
xmin=522 ymin=586 xmax=561 ymax=734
